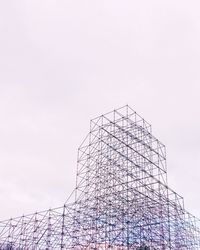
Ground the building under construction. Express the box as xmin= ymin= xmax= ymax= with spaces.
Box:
xmin=0 ymin=105 xmax=200 ymax=249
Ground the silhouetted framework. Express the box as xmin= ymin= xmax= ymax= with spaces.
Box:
xmin=0 ymin=105 xmax=200 ymax=249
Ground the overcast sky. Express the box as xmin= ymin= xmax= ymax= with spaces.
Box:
xmin=0 ymin=0 xmax=200 ymax=220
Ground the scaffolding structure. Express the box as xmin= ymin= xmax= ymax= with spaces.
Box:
xmin=0 ymin=105 xmax=200 ymax=249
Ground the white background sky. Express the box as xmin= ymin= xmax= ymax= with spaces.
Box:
xmin=0 ymin=0 xmax=200 ymax=220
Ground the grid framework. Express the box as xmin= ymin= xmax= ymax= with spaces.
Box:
xmin=0 ymin=105 xmax=200 ymax=249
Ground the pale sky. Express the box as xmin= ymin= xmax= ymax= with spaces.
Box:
xmin=0 ymin=0 xmax=200 ymax=220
